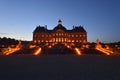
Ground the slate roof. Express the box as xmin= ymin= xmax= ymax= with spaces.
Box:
xmin=33 ymin=26 xmax=47 ymax=33
xmin=72 ymin=26 xmax=86 ymax=32
xmin=33 ymin=25 xmax=86 ymax=33
xmin=53 ymin=24 xmax=67 ymax=31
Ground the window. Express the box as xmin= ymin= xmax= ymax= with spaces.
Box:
xmin=62 ymin=38 xmax=64 ymax=42
xmin=56 ymin=38 xmax=58 ymax=42
xmin=65 ymin=38 xmax=66 ymax=42
xmin=76 ymin=35 xmax=78 ymax=37
xmin=34 ymin=34 xmax=36 ymax=37
xmin=59 ymin=33 xmax=61 ymax=36
xmin=72 ymin=35 xmax=74 ymax=37
xmin=49 ymin=35 xmax=51 ymax=37
xmin=76 ymin=40 xmax=78 ymax=42
xmin=68 ymin=40 xmax=71 ymax=42
xmin=79 ymin=40 xmax=81 ymax=42
xmin=69 ymin=35 xmax=70 ymax=37
xmin=59 ymin=38 xmax=61 ymax=42
xmin=42 ymin=35 xmax=44 ymax=37
xmin=53 ymin=38 xmax=55 ymax=42
xmin=83 ymin=40 xmax=86 ymax=43
xmin=34 ymin=40 xmax=36 ymax=43
xmin=38 ymin=40 xmax=40 ymax=43
xmin=56 ymin=33 xmax=58 ymax=36
xmin=83 ymin=35 xmax=86 ymax=37
xmin=72 ymin=40 xmax=74 ymax=42
xmin=80 ymin=35 xmax=82 ymax=37
xmin=53 ymin=34 xmax=55 ymax=36
xmin=49 ymin=40 xmax=52 ymax=42
xmin=46 ymin=40 xmax=48 ymax=42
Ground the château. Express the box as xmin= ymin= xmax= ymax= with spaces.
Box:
xmin=33 ymin=20 xmax=87 ymax=47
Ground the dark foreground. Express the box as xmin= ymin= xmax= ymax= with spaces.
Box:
xmin=0 ymin=55 xmax=120 ymax=80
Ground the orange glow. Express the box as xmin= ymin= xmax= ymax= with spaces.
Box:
xmin=67 ymin=45 xmax=70 ymax=48
xmin=48 ymin=45 xmax=52 ymax=48
xmin=3 ymin=40 xmax=22 ymax=55
xmin=75 ymin=48 xmax=82 ymax=55
xmin=34 ymin=48 xmax=42 ymax=55
xmin=62 ymin=43 xmax=72 ymax=49
xmin=4 ymin=47 xmax=20 ymax=55
xmin=29 ymin=45 xmax=36 ymax=48
xmin=96 ymin=47 xmax=113 ymax=55
xmin=95 ymin=39 xmax=113 ymax=55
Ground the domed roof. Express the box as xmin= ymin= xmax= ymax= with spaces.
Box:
xmin=53 ymin=24 xmax=66 ymax=31
xmin=53 ymin=19 xmax=67 ymax=31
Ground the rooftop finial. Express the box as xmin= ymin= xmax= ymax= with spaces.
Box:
xmin=58 ymin=19 xmax=62 ymax=25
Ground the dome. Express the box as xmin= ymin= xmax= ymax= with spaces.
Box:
xmin=53 ymin=24 xmax=66 ymax=31
xmin=53 ymin=19 xmax=67 ymax=31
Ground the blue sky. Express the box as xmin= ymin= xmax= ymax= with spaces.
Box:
xmin=0 ymin=0 xmax=120 ymax=42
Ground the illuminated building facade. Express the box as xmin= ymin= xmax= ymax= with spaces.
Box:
xmin=33 ymin=20 xmax=87 ymax=47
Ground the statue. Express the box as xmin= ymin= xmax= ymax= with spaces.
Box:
xmin=16 ymin=40 xmax=22 ymax=49
xmin=96 ymin=39 xmax=102 ymax=48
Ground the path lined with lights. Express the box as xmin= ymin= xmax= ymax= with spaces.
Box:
xmin=4 ymin=47 xmax=20 ymax=55
xmin=74 ymin=48 xmax=82 ymax=55
xmin=34 ymin=47 xmax=42 ymax=55
xmin=95 ymin=39 xmax=114 ymax=55
xmin=96 ymin=47 xmax=113 ymax=55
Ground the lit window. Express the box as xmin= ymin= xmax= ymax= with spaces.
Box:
xmin=69 ymin=35 xmax=70 ymax=37
xmin=34 ymin=35 xmax=36 ymax=37
xmin=59 ymin=33 xmax=61 ymax=36
xmin=83 ymin=35 xmax=86 ymax=37
xmin=42 ymin=35 xmax=44 ymax=37
xmin=34 ymin=40 xmax=36 ymax=43
xmin=76 ymin=40 xmax=78 ymax=42
xmin=56 ymin=38 xmax=58 ymax=42
xmin=49 ymin=35 xmax=51 ymax=37
xmin=72 ymin=40 xmax=74 ymax=42
xmin=62 ymin=38 xmax=64 ymax=42
xmin=65 ymin=38 xmax=66 ymax=42
xmin=59 ymin=38 xmax=61 ymax=42
xmin=72 ymin=35 xmax=74 ymax=37
xmin=83 ymin=40 xmax=86 ymax=43
xmin=53 ymin=38 xmax=55 ymax=42
xmin=80 ymin=35 xmax=82 ymax=37
xmin=79 ymin=40 xmax=81 ymax=42
xmin=69 ymin=40 xmax=71 ymax=42
xmin=49 ymin=40 xmax=52 ymax=42
xmin=76 ymin=35 xmax=78 ymax=37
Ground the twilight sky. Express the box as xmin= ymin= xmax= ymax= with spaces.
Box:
xmin=0 ymin=0 xmax=120 ymax=42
